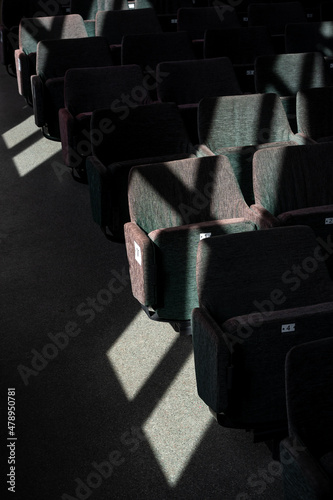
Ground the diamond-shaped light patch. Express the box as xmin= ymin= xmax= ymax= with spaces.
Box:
xmin=143 ymin=353 xmax=213 ymax=486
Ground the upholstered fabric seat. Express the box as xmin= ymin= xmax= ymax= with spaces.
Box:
xmin=31 ymin=36 xmax=114 ymax=140
xmin=198 ymin=93 xmax=308 ymax=206
xmin=192 ymin=226 xmax=333 ymax=440
xmin=15 ymin=14 xmax=88 ymax=103
xmin=251 ymin=142 xmax=333 ymax=276
xmin=203 ymin=26 xmax=275 ymax=93
xmin=59 ymin=64 xmax=151 ymax=179
xmin=255 ymin=51 xmax=332 ymax=132
xmin=156 ymin=57 xmax=242 ymax=144
xmin=124 ymin=154 xmax=257 ymax=328
xmin=86 ymin=102 xmax=197 ymax=242
xmin=280 ymin=337 xmax=333 ymax=499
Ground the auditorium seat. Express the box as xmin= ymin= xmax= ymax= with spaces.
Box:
xmin=124 ymin=154 xmax=257 ymax=332
xmin=296 ymin=86 xmax=333 ymax=142
xmin=251 ymin=142 xmax=333 ymax=276
xmin=31 ymin=36 xmax=114 ymax=140
xmin=197 ymin=93 xmax=307 ymax=205
xmin=255 ymin=51 xmax=332 ymax=131
xmin=15 ymin=14 xmax=87 ymax=104
xmin=156 ymin=57 xmax=242 ymax=144
xmin=280 ymin=337 xmax=333 ymax=499
xmin=59 ymin=64 xmax=151 ymax=181
xmin=192 ymin=225 xmax=333 ymax=444
xmin=86 ymin=102 xmax=197 ymax=242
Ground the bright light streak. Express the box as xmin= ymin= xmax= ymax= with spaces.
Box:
xmin=143 ymin=353 xmax=213 ymax=486
xmin=13 ymin=138 xmax=61 ymax=177
xmin=2 ymin=116 xmax=37 ymax=149
xmin=107 ymin=312 xmax=178 ymax=401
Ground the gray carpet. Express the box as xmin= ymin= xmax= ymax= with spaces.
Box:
xmin=0 ymin=64 xmax=284 ymax=500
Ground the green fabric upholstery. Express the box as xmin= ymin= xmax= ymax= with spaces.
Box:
xmin=19 ymin=14 xmax=87 ymax=55
xmin=95 ymin=8 xmax=161 ymax=46
xmin=255 ymin=52 xmax=332 ymax=96
xmin=192 ymin=226 xmax=333 ymax=427
xmin=126 ymin=155 xmax=258 ymax=321
xmin=128 ymin=155 xmax=255 ymax=233
xmin=253 ymin=142 xmax=333 ymax=216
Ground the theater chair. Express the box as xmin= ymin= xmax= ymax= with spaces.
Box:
xmin=248 ymin=1 xmax=307 ymax=53
xmin=156 ymin=57 xmax=242 ymax=144
xmin=280 ymin=337 xmax=333 ymax=499
xmin=203 ymin=27 xmax=275 ymax=93
xmin=192 ymin=225 xmax=333 ymax=449
xmin=86 ymin=102 xmax=197 ymax=243
xmin=31 ymin=36 xmax=114 ymax=140
xmin=197 ymin=93 xmax=308 ymax=206
xmin=59 ymin=64 xmax=151 ymax=181
xmin=251 ymin=142 xmax=333 ymax=277
xmin=255 ymin=51 xmax=332 ymax=132
xmin=121 ymin=31 xmax=196 ymax=99
xmin=177 ymin=6 xmax=240 ymax=58
xmin=15 ymin=14 xmax=87 ymax=104
xmin=124 ymin=155 xmax=258 ymax=333
xmin=95 ymin=8 xmax=162 ymax=64
xmin=70 ymin=0 xmax=99 ymax=35
xmin=285 ymin=22 xmax=333 ymax=77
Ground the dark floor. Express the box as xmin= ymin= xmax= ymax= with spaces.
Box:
xmin=0 ymin=64 xmax=284 ymax=500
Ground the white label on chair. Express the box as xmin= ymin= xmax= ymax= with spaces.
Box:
xmin=171 ymin=19 xmax=178 ymax=24
xmin=281 ymin=323 xmax=295 ymax=333
xmin=134 ymin=241 xmax=142 ymax=266
xmin=200 ymin=233 xmax=211 ymax=240
xmin=325 ymin=217 xmax=333 ymax=224
xmin=246 ymin=70 xmax=255 ymax=76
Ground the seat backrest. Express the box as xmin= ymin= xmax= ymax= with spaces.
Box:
xmin=157 ymin=57 xmax=242 ymax=105
xmin=134 ymin=0 xmax=192 ymax=15
xmin=255 ymin=52 xmax=332 ymax=96
xmin=177 ymin=6 xmax=240 ymax=41
xmin=253 ymin=142 xmax=333 ymax=216
xmin=95 ymin=8 xmax=161 ymax=45
xmin=90 ymin=102 xmax=193 ymax=166
xmin=97 ymin=0 xmax=129 ymax=10
xmin=297 ymin=86 xmax=333 ymax=141
xmin=36 ymin=36 xmax=113 ymax=81
xmin=121 ymin=31 xmax=195 ymax=69
xmin=285 ymin=337 xmax=333 ymax=457
xmin=285 ymin=21 xmax=333 ymax=56
xmin=198 ymin=93 xmax=293 ymax=151
xmin=128 ymin=155 xmax=252 ymax=234
xmin=204 ymin=26 xmax=275 ymax=63
xmin=248 ymin=1 xmax=307 ymax=36
xmin=197 ymin=225 xmax=333 ymax=325
xmin=70 ymin=0 xmax=99 ymax=20
xmin=19 ymin=14 xmax=87 ymax=54
xmin=64 ymin=64 xmax=149 ymax=115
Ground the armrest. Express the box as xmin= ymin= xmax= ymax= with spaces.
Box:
xmin=124 ymin=222 xmax=157 ymax=307
xmin=280 ymin=437 xmax=332 ymax=500
xmin=292 ymin=132 xmax=318 ymax=145
xmin=192 ymin=306 xmax=232 ymax=413
xmin=58 ymin=107 xmax=77 ymax=167
xmin=86 ymin=155 xmax=110 ymax=229
xmin=250 ymin=204 xmax=280 ymax=229
xmin=14 ymin=49 xmax=29 ymax=97
xmin=31 ymin=74 xmax=44 ymax=127
xmin=194 ymin=143 xmax=215 ymax=157
xmin=277 ymin=205 xmax=333 ymax=227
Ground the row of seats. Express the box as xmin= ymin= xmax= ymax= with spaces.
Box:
xmin=2 ymin=3 xmax=332 ymax=494
xmin=4 ymin=0 xmax=333 ymax=72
